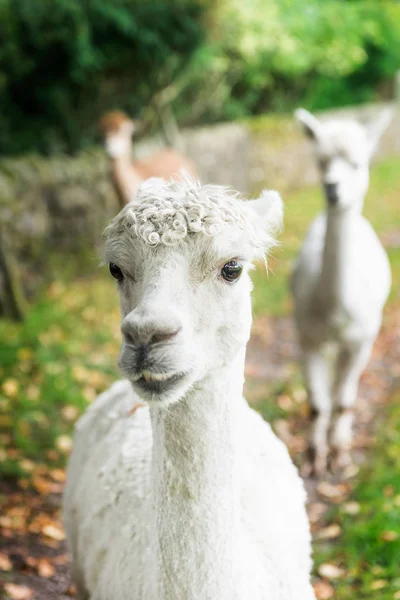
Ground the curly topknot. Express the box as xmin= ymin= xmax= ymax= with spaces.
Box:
xmin=107 ymin=174 xmax=248 ymax=247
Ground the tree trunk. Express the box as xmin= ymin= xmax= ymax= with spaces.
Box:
xmin=0 ymin=224 xmax=26 ymax=321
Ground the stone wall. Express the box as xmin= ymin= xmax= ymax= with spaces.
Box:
xmin=1 ymin=101 xmax=399 ymax=296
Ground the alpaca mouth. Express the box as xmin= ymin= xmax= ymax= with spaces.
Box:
xmin=132 ymin=370 xmax=187 ymax=394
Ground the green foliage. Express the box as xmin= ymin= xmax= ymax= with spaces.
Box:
xmin=315 ymin=392 xmax=400 ymax=599
xmin=0 ymin=0 xmax=399 ymax=154
xmin=175 ymin=0 xmax=400 ymax=124
xmin=0 ymin=0 xmax=207 ymax=155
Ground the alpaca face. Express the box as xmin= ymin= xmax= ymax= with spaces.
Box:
xmin=104 ymin=120 xmax=136 ymax=159
xmin=99 ymin=111 xmax=137 ymax=159
xmin=104 ymin=177 xmax=283 ymax=406
xmin=295 ymin=108 xmax=392 ymax=212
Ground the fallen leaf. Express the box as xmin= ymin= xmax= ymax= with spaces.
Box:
xmin=37 ymin=558 xmax=55 ymax=578
xmin=55 ymin=435 xmax=72 ymax=454
xmin=315 ymin=524 xmax=341 ymax=540
xmin=342 ymin=501 xmax=360 ymax=515
xmin=312 ymin=579 xmax=335 ymax=599
xmin=308 ymin=502 xmax=328 ymax=524
xmin=292 ymin=387 xmax=307 ymax=403
xmin=317 ymin=482 xmax=348 ymax=501
xmin=393 ymin=590 xmax=400 ymax=599
xmin=318 ymin=563 xmax=346 ymax=579
xmin=32 ymin=476 xmax=52 ymax=495
xmin=384 ymin=485 xmax=395 ymax=497
xmin=277 ymin=394 xmax=293 ymax=411
xmin=61 ymin=405 xmax=79 ymax=421
xmin=2 ymin=379 xmax=19 ymax=397
xmin=25 ymin=556 xmax=39 ymax=568
xmin=66 ymin=584 xmax=77 ymax=596
xmin=0 ymin=552 xmax=12 ymax=571
xmin=42 ymin=523 xmax=66 ymax=541
xmin=370 ymin=579 xmax=388 ymax=590
xmin=3 ymin=583 xmax=33 ymax=599
xmin=49 ymin=468 xmax=66 ymax=482
xmin=381 ymin=531 xmax=399 ymax=542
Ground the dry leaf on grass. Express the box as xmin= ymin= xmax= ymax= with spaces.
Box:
xmin=37 ymin=557 xmax=55 ymax=578
xmin=380 ymin=530 xmax=399 ymax=542
xmin=370 ymin=579 xmax=388 ymax=590
xmin=308 ymin=502 xmax=328 ymax=524
xmin=41 ymin=523 xmax=66 ymax=541
xmin=318 ymin=563 xmax=346 ymax=579
xmin=342 ymin=501 xmax=360 ymax=515
xmin=66 ymin=584 xmax=77 ymax=596
xmin=3 ymin=583 xmax=33 ymax=599
xmin=317 ymin=481 xmax=349 ymax=501
xmin=315 ymin=524 xmax=341 ymax=540
xmin=0 ymin=552 xmax=13 ymax=571
xmin=312 ymin=579 xmax=335 ymax=599
xmin=277 ymin=394 xmax=293 ymax=411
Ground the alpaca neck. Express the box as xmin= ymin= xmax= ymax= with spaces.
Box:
xmin=150 ymin=349 xmax=246 ymax=600
xmin=317 ymin=204 xmax=361 ymax=309
xmin=111 ymin=151 xmax=143 ymax=206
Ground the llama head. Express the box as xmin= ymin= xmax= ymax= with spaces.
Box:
xmin=99 ymin=110 xmax=138 ymax=159
xmin=104 ymin=176 xmax=283 ymax=406
xmin=295 ymin=107 xmax=392 ymax=212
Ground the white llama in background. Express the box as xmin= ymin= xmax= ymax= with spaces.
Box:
xmin=64 ymin=176 xmax=315 ymax=600
xmin=292 ymin=108 xmax=392 ymax=475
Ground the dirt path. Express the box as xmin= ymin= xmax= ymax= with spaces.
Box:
xmin=1 ymin=309 xmax=399 ymax=600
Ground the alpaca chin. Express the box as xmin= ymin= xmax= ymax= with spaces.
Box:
xmin=128 ymin=370 xmax=195 ymax=407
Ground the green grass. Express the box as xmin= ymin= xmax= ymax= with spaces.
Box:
xmin=314 ymin=392 xmax=400 ymax=599
xmin=0 ymin=278 xmax=120 ymax=476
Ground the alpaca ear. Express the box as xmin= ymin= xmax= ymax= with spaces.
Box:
xmin=294 ymin=108 xmax=321 ymax=141
xmin=366 ymin=107 xmax=393 ymax=158
xmin=248 ymin=190 xmax=283 ymax=234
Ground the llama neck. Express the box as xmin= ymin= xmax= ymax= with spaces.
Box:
xmin=317 ymin=205 xmax=360 ymax=309
xmin=111 ymin=153 xmax=143 ymax=206
xmin=150 ymin=350 xmax=246 ymax=600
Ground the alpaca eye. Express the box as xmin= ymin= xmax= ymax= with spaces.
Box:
xmin=109 ymin=263 xmax=124 ymax=281
xmin=221 ymin=261 xmax=243 ymax=282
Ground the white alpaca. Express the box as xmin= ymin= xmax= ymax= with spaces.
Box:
xmin=292 ymin=108 xmax=392 ymax=475
xmin=64 ymin=176 xmax=315 ymax=600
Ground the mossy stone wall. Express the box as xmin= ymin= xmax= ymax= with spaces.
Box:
xmin=1 ymin=101 xmax=399 ymax=298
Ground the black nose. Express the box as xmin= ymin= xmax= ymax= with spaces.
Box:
xmin=324 ymin=183 xmax=338 ymax=205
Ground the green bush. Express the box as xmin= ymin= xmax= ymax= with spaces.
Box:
xmin=0 ymin=0 xmax=399 ymax=156
xmin=174 ymin=0 xmax=400 ymax=124
xmin=0 ymin=0 xmax=207 ymax=155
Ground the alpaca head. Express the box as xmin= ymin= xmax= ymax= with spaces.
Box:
xmin=104 ymin=176 xmax=283 ymax=406
xmin=295 ymin=108 xmax=392 ymax=212
xmin=99 ymin=111 xmax=138 ymax=159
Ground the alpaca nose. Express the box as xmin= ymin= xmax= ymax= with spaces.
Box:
xmin=324 ymin=183 xmax=338 ymax=205
xmin=121 ymin=313 xmax=182 ymax=348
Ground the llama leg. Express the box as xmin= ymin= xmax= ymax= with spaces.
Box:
xmin=331 ymin=341 xmax=373 ymax=469
xmin=302 ymin=347 xmax=332 ymax=476
xmin=71 ymin=562 xmax=89 ymax=600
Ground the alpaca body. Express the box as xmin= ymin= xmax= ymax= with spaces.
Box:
xmin=292 ymin=212 xmax=391 ymax=347
xmin=292 ymin=108 xmax=392 ymax=472
xmin=64 ymin=177 xmax=314 ymax=599
xmin=65 ymin=379 xmax=314 ymax=600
